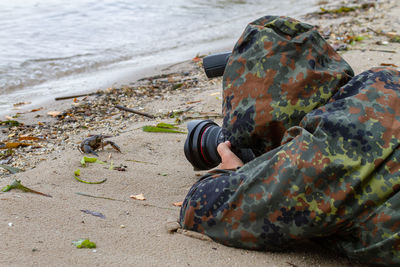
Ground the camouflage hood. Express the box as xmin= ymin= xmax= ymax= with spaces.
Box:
xmin=222 ymin=16 xmax=354 ymax=156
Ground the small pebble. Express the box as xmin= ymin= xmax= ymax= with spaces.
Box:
xmin=165 ymin=221 xmax=180 ymax=233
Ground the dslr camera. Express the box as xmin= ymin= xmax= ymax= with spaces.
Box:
xmin=184 ymin=52 xmax=254 ymax=170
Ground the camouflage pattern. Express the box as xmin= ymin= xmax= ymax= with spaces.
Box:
xmin=180 ymin=16 xmax=400 ymax=266
xmin=222 ymin=16 xmax=354 ymax=156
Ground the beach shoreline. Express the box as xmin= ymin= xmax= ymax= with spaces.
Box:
xmin=1 ymin=1 xmax=400 ymax=266
xmin=0 ymin=39 xmax=235 ymax=119
xmin=0 ymin=0 xmax=320 ymax=117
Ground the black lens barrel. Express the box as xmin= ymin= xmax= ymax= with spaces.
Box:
xmin=201 ymin=125 xmax=223 ymax=165
xmin=184 ymin=120 xmax=224 ymax=170
xmin=203 ymin=52 xmax=231 ymax=78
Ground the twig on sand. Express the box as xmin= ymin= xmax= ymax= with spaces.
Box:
xmin=55 ymin=92 xmax=98 ymax=101
xmin=76 ymin=192 xmax=125 ymax=202
xmin=368 ymin=49 xmax=397 ymax=53
xmin=351 ymin=48 xmax=397 ymax=54
xmin=115 ymin=104 xmax=156 ymax=119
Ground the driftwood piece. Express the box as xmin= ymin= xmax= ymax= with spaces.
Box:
xmin=55 ymin=92 xmax=98 ymax=101
xmin=115 ymin=104 xmax=156 ymax=119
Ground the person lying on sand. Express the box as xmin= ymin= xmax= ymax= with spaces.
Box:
xmin=180 ymin=16 xmax=400 ymax=266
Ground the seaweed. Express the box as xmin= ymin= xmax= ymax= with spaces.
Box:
xmin=0 ymin=164 xmax=22 ymax=174
xmin=0 ymin=120 xmax=21 ymax=127
xmin=142 ymin=122 xmax=186 ymax=134
xmin=72 ymin=239 xmax=96 ymax=249
xmin=1 ymin=179 xmax=52 ymax=197
xmin=74 ymin=169 xmax=107 ymax=184
xmin=318 ymin=3 xmax=374 ymax=15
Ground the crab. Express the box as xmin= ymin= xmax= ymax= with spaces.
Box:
xmin=78 ymin=135 xmax=121 ymax=156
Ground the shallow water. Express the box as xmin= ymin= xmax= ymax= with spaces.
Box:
xmin=0 ymin=0 xmax=322 ymax=115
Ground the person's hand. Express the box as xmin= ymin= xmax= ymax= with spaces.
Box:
xmin=217 ymin=141 xmax=244 ymax=170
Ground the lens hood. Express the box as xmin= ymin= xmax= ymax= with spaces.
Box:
xmin=184 ymin=120 xmax=223 ymax=170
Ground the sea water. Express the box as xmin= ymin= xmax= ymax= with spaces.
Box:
xmin=0 ymin=0 xmax=322 ymax=115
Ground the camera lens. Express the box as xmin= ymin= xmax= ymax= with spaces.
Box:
xmin=202 ymin=52 xmax=231 ymax=78
xmin=184 ymin=120 xmax=225 ymax=170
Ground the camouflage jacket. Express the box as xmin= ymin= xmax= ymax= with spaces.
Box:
xmin=180 ymin=16 xmax=400 ymax=266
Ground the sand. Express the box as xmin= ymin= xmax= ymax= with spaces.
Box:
xmin=1 ymin=1 xmax=400 ymax=266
